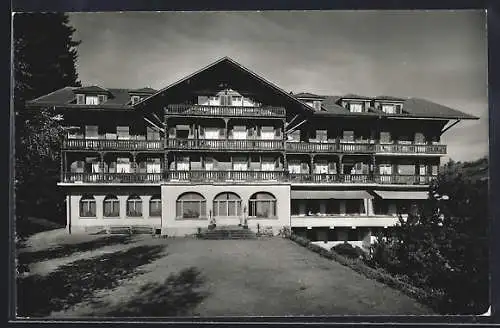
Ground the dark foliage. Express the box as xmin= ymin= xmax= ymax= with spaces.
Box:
xmin=16 ymin=245 xmax=166 ymax=317
xmin=104 ymin=267 xmax=207 ymax=317
xmin=331 ymin=242 xmax=366 ymax=259
xmin=368 ymin=157 xmax=489 ymax=314
xmin=14 ymin=13 xmax=81 ymax=233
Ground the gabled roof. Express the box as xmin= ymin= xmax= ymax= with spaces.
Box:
xmin=133 ymin=56 xmax=315 ymax=114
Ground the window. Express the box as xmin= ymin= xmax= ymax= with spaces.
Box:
xmin=314 ymin=161 xmax=328 ymax=174
xmin=291 ymin=200 xmax=300 ymax=215
xmin=380 ymin=132 xmax=392 ymax=144
xmin=146 ymin=158 xmax=161 ymax=173
xmin=147 ymin=127 xmax=160 ymax=140
xmin=104 ymin=195 xmax=120 ymax=217
xmin=232 ymin=96 xmax=242 ymax=105
xmin=349 ymin=103 xmax=363 ymax=113
xmin=306 ymin=200 xmax=320 ymax=214
xmin=176 ymin=157 xmax=190 ymax=171
xmin=213 ymin=192 xmax=242 ymax=217
xmin=261 ymin=159 xmax=275 ymax=171
xmin=176 ymin=192 xmax=206 ymax=219
xmin=343 ymin=130 xmax=354 ymax=142
xmin=232 ymin=126 xmax=247 ymax=140
xmin=85 ymin=125 xmax=99 ymax=139
xmin=414 ymin=132 xmax=426 ymax=144
xmin=260 ymin=127 xmax=275 ymax=140
xmin=150 ymin=195 xmax=162 ymax=217
xmin=379 ymin=164 xmax=393 ymax=175
xmin=220 ymin=94 xmax=232 ymax=106
xmin=381 ymin=104 xmax=395 ymax=114
xmin=76 ymin=94 xmax=85 ymax=104
xmin=79 ymin=195 xmax=96 ymax=217
xmin=117 ymin=157 xmax=131 ymax=173
xmin=249 ymin=192 xmax=277 ymax=218
xmin=127 ymin=195 xmax=142 ymax=217
xmin=398 ymin=164 xmax=416 ymax=175
xmin=131 ymin=95 xmax=141 ymax=104
xmin=98 ymin=95 xmax=106 ymax=104
xmin=288 ymin=162 xmax=301 ymax=174
xmin=117 ymin=126 xmax=130 ymax=140
xmin=85 ymin=95 xmax=99 ymax=105
xmin=373 ymin=199 xmax=390 ymax=215
xmin=316 ymin=130 xmax=327 ymax=142
xmin=431 ymin=165 xmax=439 ymax=176
xmin=313 ymin=100 xmax=322 ymax=110
xmin=233 ymin=158 xmax=248 ymax=171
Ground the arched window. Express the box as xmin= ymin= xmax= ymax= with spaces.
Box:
xmin=79 ymin=195 xmax=96 ymax=217
xmin=213 ymin=192 xmax=242 ymax=217
xmin=176 ymin=192 xmax=206 ymax=219
xmin=104 ymin=194 xmax=120 ymax=217
xmin=249 ymin=192 xmax=277 ymax=218
xmin=127 ymin=195 xmax=142 ymax=217
xmin=150 ymin=194 xmax=162 ymax=217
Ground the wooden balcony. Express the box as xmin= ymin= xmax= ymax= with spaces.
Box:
xmin=166 ymin=138 xmax=284 ymax=151
xmin=288 ymin=173 xmax=373 ymax=184
xmin=338 ymin=142 xmax=375 ymax=153
xmin=375 ymin=174 xmax=433 ymax=185
xmin=62 ymin=172 xmax=163 ymax=183
xmin=62 ymin=138 xmax=163 ymax=151
xmin=286 ymin=142 xmax=338 ymax=153
xmin=165 ymin=104 xmax=286 ymax=118
xmin=375 ymin=143 xmax=446 ymax=155
xmin=167 ymin=170 xmax=286 ymax=182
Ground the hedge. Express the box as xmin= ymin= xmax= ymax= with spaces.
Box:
xmin=288 ymin=234 xmax=439 ymax=311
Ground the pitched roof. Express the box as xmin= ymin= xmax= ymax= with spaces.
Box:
xmin=130 ymin=87 xmax=157 ymax=94
xmin=26 ymin=87 xmax=144 ymax=110
xmin=74 ymin=85 xmax=110 ymax=94
xmin=314 ymin=95 xmax=478 ymax=119
xmin=374 ymin=95 xmax=407 ymax=101
xmin=340 ymin=94 xmax=372 ymax=100
xmin=293 ymin=92 xmax=325 ymax=99
xmin=133 ymin=56 xmax=315 ymax=113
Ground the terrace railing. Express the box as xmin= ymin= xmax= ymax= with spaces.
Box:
xmin=165 ymin=104 xmax=286 ymax=117
xmin=62 ymin=172 xmax=163 ymax=183
xmin=166 ymin=138 xmax=284 ymax=151
xmin=62 ymin=138 xmax=163 ymax=151
xmin=375 ymin=143 xmax=446 ymax=155
xmin=167 ymin=170 xmax=285 ymax=182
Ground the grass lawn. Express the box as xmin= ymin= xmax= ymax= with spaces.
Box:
xmin=16 ymin=230 xmax=433 ymax=317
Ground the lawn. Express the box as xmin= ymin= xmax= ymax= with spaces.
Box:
xmin=16 ymin=230 xmax=433 ymax=317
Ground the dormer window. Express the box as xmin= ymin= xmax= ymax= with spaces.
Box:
xmin=131 ymin=95 xmax=141 ymax=105
xmin=76 ymin=94 xmax=85 ymax=105
xmin=348 ymin=102 xmax=363 ymax=113
xmin=76 ymin=94 xmax=107 ymax=105
xmin=381 ymin=103 xmax=403 ymax=114
xmin=313 ymin=100 xmax=322 ymax=111
xmin=85 ymin=95 xmax=99 ymax=105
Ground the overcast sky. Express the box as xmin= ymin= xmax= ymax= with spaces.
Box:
xmin=68 ymin=10 xmax=488 ymax=162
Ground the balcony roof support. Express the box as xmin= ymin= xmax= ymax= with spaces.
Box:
xmin=286 ymin=119 xmax=308 ymax=135
xmin=440 ymin=119 xmax=461 ymax=135
xmin=285 ymin=114 xmax=299 ymax=129
xmin=144 ymin=117 xmax=165 ymax=133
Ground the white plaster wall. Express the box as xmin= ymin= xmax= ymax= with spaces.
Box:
xmin=67 ymin=187 xmax=161 ymax=233
xmin=161 ymin=183 xmax=291 ymax=236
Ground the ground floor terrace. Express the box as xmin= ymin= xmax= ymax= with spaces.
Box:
xmin=63 ymin=183 xmax=428 ymax=249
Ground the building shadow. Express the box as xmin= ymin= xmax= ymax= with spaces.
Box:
xmin=16 ymin=244 xmax=167 ymax=317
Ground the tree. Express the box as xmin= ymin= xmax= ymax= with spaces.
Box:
xmin=369 ymin=157 xmax=489 ymax=314
xmin=14 ymin=13 xmax=81 ymax=234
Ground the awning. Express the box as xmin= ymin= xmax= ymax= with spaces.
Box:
xmin=374 ymin=190 xmax=429 ymax=200
xmin=291 ymin=190 xmax=373 ymax=200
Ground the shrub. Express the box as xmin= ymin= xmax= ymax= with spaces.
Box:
xmin=332 ymin=242 xmax=365 ymax=259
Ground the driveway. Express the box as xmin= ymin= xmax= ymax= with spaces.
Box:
xmin=17 ymin=235 xmax=432 ymax=317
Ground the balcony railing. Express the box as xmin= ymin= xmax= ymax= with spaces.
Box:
xmin=375 ymin=143 xmax=446 ymax=155
xmin=167 ymin=170 xmax=285 ymax=182
xmin=62 ymin=138 xmax=163 ymax=151
xmin=375 ymin=174 xmax=433 ymax=185
xmin=166 ymin=104 xmax=286 ymax=117
xmin=62 ymin=172 xmax=163 ymax=183
xmin=338 ymin=142 xmax=375 ymax=153
xmin=286 ymin=142 xmax=338 ymax=153
xmin=166 ymin=138 xmax=284 ymax=151
xmin=288 ymin=173 xmax=373 ymax=183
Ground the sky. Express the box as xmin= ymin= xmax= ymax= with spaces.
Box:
xmin=68 ymin=10 xmax=488 ymax=162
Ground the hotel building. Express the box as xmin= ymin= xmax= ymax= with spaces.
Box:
xmin=25 ymin=57 xmax=478 ymax=248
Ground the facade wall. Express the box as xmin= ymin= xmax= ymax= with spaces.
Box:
xmin=161 ymin=183 xmax=291 ymax=236
xmin=66 ymin=186 xmax=161 ymax=233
